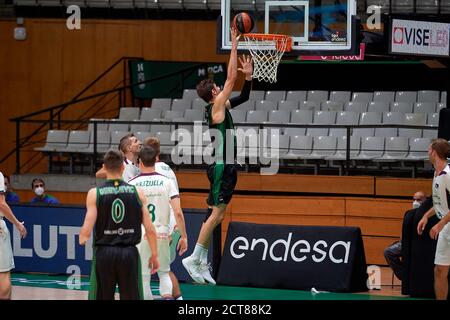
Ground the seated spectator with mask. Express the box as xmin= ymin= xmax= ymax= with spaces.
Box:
xmin=384 ymin=190 xmax=427 ymax=281
xmin=3 ymin=175 xmax=19 ymax=204
xmin=30 ymin=178 xmax=60 ymax=205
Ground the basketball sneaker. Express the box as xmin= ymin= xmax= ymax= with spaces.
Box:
xmin=182 ymin=256 xmax=205 ymax=284
xmin=199 ymin=262 xmax=216 ymax=285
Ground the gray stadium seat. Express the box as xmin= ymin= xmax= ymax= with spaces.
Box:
xmin=150 ymin=124 xmax=173 ymax=133
xmin=345 ymin=102 xmax=367 ymax=113
xmin=155 ymin=132 xmax=176 ymax=155
xmin=255 ymin=100 xmax=277 ymax=112
xmin=352 ymin=92 xmax=374 ymax=103
xmin=33 ymin=130 xmax=68 ymax=153
xmin=414 ymin=102 xmax=436 ymax=114
xmin=135 ymin=132 xmax=151 ymax=145
xmin=416 ymin=0 xmax=439 ymax=13
xmin=110 ymin=131 xmax=130 ymax=149
xmin=88 ymin=119 xmax=109 ymax=131
xmin=325 ymin=136 xmax=361 ymax=160
xmin=80 ymin=130 xmax=111 ymax=153
xmin=368 ymin=102 xmax=390 ymax=113
xmin=192 ymin=98 xmax=207 ymax=110
xmin=278 ymin=100 xmax=299 ymax=112
xmin=110 ymin=0 xmax=134 ymax=8
xmin=171 ymin=99 xmax=191 ymax=112
xmin=406 ymin=138 xmax=432 ymax=160
xmin=108 ymin=119 xmax=129 ymax=132
xmin=423 ymin=113 xmax=439 ymax=139
xmin=249 ymin=90 xmax=265 ymax=101
xmin=395 ymin=91 xmax=417 ymax=103
xmin=246 ymin=110 xmax=268 ymax=123
xmin=353 ymin=112 xmax=382 ymax=137
xmin=399 ymin=113 xmax=427 ymax=138
xmin=183 ymin=0 xmax=207 ymax=9
xmin=119 ymin=107 xmax=140 ymax=121
xmin=373 ymin=91 xmax=395 ymax=103
xmin=268 ymin=110 xmax=290 ymax=124
xmin=182 ymin=89 xmax=199 ymax=100
xmin=303 ymin=136 xmax=337 ymax=159
xmin=392 ymin=0 xmax=414 ymax=13
xmin=140 ymin=108 xmax=162 ymax=121
xmin=436 ymin=103 xmax=447 ymax=113
xmin=329 ymin=91 xmax=351 ymax=103
xmin=307 ymin=111 xmax=336 ymax=137
xmin=152 ymin=98 xmax=172 ymax=110
xmin=14 ymin=0 xmax=38 ymax=5
xmin=441 ymin=92 xmax=447 ymax=103
xmin=158 ymin=0 xmax=183 ymax=9
xmin=391 ymin=102 xmax=413 ymax=114
xmin=184 ymin=109 xmax=204 ymax=122
xmin=286 ymin=91 xmax=307 ymax=102
xmin=63 ymin=0 xmax=86 ymax=6
xmin=87 ymin=0 xmax=110 ymax=7
xmin=329 ymin=111 xmax=359 ymax=137
xmin=287 ymin=109 xmax=313 ymax=136
xmin=234 ymin=100 xmax=255 ymax=111
xmin=354 ymin=137 xmax=385 ymax=160
xmin=264 ymin=134 xmax=290 ymax=159
xmin=374 ymin=137 xmax=409 ymax=161
xmin=299 ymin=100 xmax=321 ymax=111
xmin=38 ymin=0 xmax=62 ymax=6
xmin=229 ymin=109 xmax=247 ymax=123
xmin=417 ymin=90 xmax=440 ymax=103
xmin=375 ymin=112 xmax=403 ymax=137
xmin=283 ymin=135 xmax=313 ymax=159
xmin=265 ymin=91 xmax=286 ymax=102
xmin=130 ymin=121 xmax=150 ymax=133
xmin=164 ymin=110 xmax=184 ymax=120
xmin=321 ymin=101 xmax=344 ymax=112
xmin=307 ymin=90 xmax=329 ymax=103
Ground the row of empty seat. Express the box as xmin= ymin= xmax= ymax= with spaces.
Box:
xmin=95 ymin=109 xmax=439 ymax=139
xmin=366 ymin=0 xmax=450 ymax=14
xmin=35 ymin=129 xmax=434 ymax=162
xmin=181 ymin=89 xmax=448 ymax=104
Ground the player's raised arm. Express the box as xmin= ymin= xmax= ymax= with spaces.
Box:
xmin=137 ymin=187 xmax=159 ymax=274
xmin=211 ymin=27 xmax=240 ymax=124
xmin=225 ymin=54 xmax=253 ymax=110
xmin=80 ymin=188 xmax=97 ymax=245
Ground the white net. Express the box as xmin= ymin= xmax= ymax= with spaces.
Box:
xmin=243 ymin=34 xmax=290 ymax=83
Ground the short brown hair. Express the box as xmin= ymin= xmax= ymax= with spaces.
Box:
xmin=138 ymin=146 xmax=157 ymax=167
xmin=31 ymin=178 xmax=45 ymax=189
xmin=196 ymin=78 xmax=214 ymax=103
xmin=103 ymin=149 xmax=124 ymax=173
xmin=144 ymin=136 xmax=160 ymax=156
xmin=431 ymin=138 xmax=450 ymax=160
xmin=118 ymin=133 xmax=135 ymax=154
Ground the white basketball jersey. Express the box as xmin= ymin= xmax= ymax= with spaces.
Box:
xmin=129 ymin=172 xmax=179 ymax=235
xmin=155 ymin=162 xmax=179 ymax=193
xmin=123 ymin=159 xmax=139 ymax=182
xmin=432 ymin=164 xmax=450 ymax=220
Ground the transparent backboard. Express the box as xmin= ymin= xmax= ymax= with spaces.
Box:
xmin=219 ymin=0 xmax=358 ymax=55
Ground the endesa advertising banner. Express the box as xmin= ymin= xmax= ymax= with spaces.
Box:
xmin=390 ymin=19 xmax=450 ymax=57
xmin=217 ymin=222 xmax=368 ymax=293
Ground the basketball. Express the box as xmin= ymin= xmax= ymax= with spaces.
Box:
xmin=232 ymin=12 xmax=254 ymax=34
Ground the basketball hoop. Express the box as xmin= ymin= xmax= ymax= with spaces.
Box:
xmin=243 ymin=33 xmax=292 ymax=83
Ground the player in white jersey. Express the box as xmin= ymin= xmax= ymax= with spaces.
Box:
xmin=417 ymin=138 xmax=450 ymax=300
xmin=0 ymin=172 xmax=27 ymax=299
xmin=146 ymin=136 xmax=185 ymax=299
xmin=96 ymin=133 xmax=141 ymax=181
xmin=129 ymin=146 xmax=188 ymax=300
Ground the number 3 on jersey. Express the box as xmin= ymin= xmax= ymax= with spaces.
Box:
xmin=147 ymin=204 xmax=156 ymax=222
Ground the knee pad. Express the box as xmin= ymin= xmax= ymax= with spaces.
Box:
xmin=158 ymin=271 xmax=173 ymax=297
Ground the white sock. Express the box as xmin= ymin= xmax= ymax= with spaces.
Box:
xmin=192 ymin=244 xmax=206 ymax=261
xmin=200 ymin=246 xmax=209 ymax=265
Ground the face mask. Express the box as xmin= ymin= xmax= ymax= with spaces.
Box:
xmin=413 ymin=200 xmax=421 ymax=209
xmin=35 ymin=186 xmax=45 ymax=197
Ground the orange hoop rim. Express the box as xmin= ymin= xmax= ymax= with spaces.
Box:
xmin=243 ymin=33 xmax=292 ymax=52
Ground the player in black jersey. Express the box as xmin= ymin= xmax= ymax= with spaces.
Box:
xmin=80 ymin=149 xmax=159 ymax=300
xmin=182 ymin=27 xmax=253 ymax=285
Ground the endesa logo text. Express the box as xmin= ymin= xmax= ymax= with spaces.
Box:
xmin=393 ymin=26 xmax=448 ymax=47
